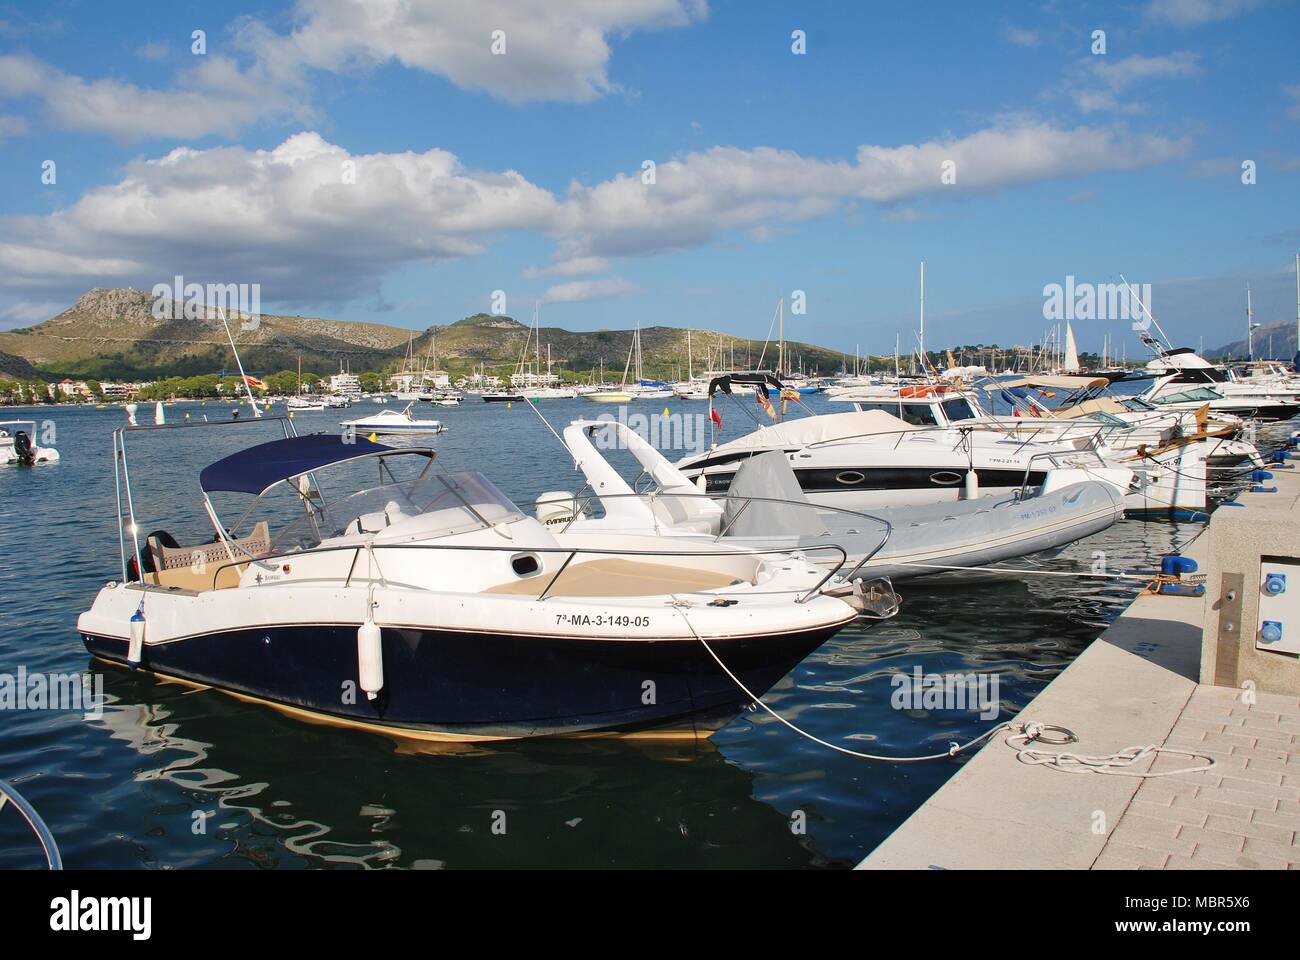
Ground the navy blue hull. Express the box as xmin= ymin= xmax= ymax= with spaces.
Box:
xmin=81 ymin=622 xmax=847 ymax=739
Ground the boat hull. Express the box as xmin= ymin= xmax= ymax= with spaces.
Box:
xmin=81 ymin=621 xmax=844 ymax=740
xmin=694 ymin=463 xmax=1049 ymax=509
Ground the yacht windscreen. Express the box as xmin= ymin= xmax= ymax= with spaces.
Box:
xmin=940 ymin=398 xmax=977 ymax=421
xmin=856 ymin=401 xmax=938 ymax=426
xmin=269 ymin=470 xmax=524 ymax=552
xmin=1156 ymin=387 xmax=1221 ymax=403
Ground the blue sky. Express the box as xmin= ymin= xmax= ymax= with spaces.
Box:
xmin=1 ymin=0 xmax=1297 ymax=357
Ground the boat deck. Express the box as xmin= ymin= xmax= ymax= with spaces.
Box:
xmin=486 ymin=557 xmax=744 ymax=597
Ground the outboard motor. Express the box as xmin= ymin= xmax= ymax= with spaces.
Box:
xmin=535 ymin=491 xmax=592 ymax=528
xmin=13 ymin=430 xmax=35 ymax=466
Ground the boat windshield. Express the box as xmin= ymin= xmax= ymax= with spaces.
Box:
xmin=268 ymin=470 xmax=524 ymax=552
xmin=1155 ymin=387 xmax=1222 ymax=403
xmin=940 ymin=397 xmax=978 ymax=422
xmin=1121 ymin=397 xmax=1159 ymax=412
xmin=855 ymin=401 xmax=939 ymax=426
xmin=1091 ymin=412 xmax=1130 ymax=427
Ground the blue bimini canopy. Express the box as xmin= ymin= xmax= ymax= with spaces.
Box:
xmin=200 ymin=433 xmax=428 ymax=496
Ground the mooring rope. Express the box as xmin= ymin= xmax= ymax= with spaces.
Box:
xmin=672 ymin=605 xmax=1217 ymax=777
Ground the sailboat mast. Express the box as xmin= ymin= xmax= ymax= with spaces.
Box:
xmin=918 ymin=260 xmax=926 ymax=371
xmin=777 ymin=295 xmax=785 ymax=377
xmin=1247 ymin=283 xmax=1254 ymax=361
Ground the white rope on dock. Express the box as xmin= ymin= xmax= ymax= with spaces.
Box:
xmin=1006 ymin=722 xmax=1216 ymax=777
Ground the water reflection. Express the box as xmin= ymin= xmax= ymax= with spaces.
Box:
xmin=90 ymin=664 xmax=823 ymax=868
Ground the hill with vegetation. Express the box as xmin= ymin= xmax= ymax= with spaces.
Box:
xmin=0 ymin=288 xmax=850 ymax=382
xmin=0 ymin=350 xmax=41 ymax=380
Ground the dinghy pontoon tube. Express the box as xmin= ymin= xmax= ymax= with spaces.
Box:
xmin=545 ymin=419 xmax=1128 ymax=582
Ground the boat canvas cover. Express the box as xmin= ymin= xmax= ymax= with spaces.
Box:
xmin=707 ymin=410 xmax=911 ymax=455
xmin=1054 ymin=397 xmax=1129 ymax=418
xmin=200 ymin=433 xmax=412 ymax=495
xmin=992 ymin=375 xmax=1109 ymax=391
xmin=722 ymin=450 xmax=829 ymax=538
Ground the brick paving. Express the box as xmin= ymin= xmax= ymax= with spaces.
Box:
xmin=1092 ymin=686 xmax=1300 ymax=870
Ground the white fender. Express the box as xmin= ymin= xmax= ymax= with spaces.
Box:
xmin=357 ymin=616 xmax=383 ymax=700
xmin=128 ymin=608 xmax=146 ymax=666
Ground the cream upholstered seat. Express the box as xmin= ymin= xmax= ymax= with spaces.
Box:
xmin=145 ymin=522 xmax=270 ymax=591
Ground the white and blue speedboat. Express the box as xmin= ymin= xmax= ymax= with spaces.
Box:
xmin=77 ymin=419 xmax=891 ymax=741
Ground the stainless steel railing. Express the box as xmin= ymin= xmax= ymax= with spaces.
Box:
xmin=0 ymin=778 xmax=62 ymax=869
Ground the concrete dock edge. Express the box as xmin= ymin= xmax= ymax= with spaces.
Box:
xmin=860 ymin=462 xmax=1300 ymax=870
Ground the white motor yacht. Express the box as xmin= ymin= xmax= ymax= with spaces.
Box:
xmin=677 ymin=376 xmax=1209 ymax=517
xmin=341 ymin=402 xmax=445 ymax=436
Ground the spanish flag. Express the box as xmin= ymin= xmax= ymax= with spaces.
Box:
xmin=757 ymin=391 xmax=777 ymax=420
xmin=243 ymin=374 xmax=267 ymax=390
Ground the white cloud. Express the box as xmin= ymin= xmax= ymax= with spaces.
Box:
xmin=1285 ymin=84 xmax=1300 ymax=121
xmin=0 ymin=2 xmax=708 ymax=141
xmin=1003 ymin=26 xmax=1042 ymax=48
xmin=540 ymin=277 xmax=640 ymax=303
xmin=253 ymin=0 xmax=709 ymax=104
xmin=1146 ymin=0 xmax=1264 ymax=26
xmin=0 ymin=300 xmax=66 ymax=328
xmin=137 ymin=42 xmax=171 ymax=62
xmin=0 ymin=124 xmax=1189 ymax=305
xmin=0 ymin=113 xmax=29 ymax=139
xmin=523 ymin=256 xmax=610 ymax=278
xmin=0 ymin=132 xmax=559 ymax=302
xmin=882 ymin=206 xmax=939 ymax=223
xmin=1186 ymin=157 xmax=1243 ymax=178
xmin=0 ymin=53 xmax=307 ymax=140
xmin=1064 ymin=52 xmax=1200 ymax=114
xmin=552 ymin=124 xmax=1189 ymax=261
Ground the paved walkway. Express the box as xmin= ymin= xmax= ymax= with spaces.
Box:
xmin=1093 ymin=686 xmax=1300 ymax=869
xmin=861 ymin=464 xmax=1300 ymax=870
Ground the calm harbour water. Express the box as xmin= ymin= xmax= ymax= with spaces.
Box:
xmin=0 ymin=394 xmax=1250 ymax=868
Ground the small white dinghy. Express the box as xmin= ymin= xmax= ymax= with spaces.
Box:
xmin=0 ymin=420 xmax=59 ymax=465
xmin=341 ymin=402 xmax=445 ymax=436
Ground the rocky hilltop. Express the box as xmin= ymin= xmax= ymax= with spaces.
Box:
xmin=1212 ymin=318 xmax=1298 ymax=361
